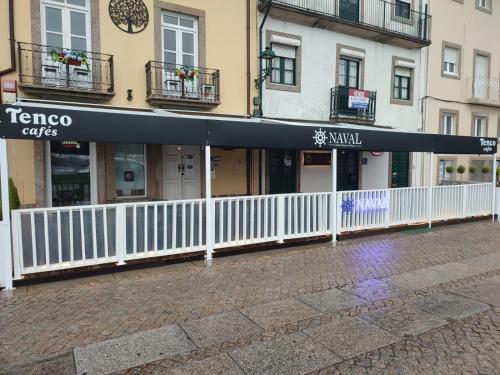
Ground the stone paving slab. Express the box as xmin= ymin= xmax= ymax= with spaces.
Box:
xmin=339 ymin=278 xmax=406 ymax=302
xmin=180 ymin=311 xmax=262 ymax=347
xmin=458 ymin=252 xmax=500 ymax=273
xmin=385 ymin=261 xmax=484 ymax=291
xmin=167 ymin=354 xmax=244 ymax=375
xmin=228 ymin=332 xmax=341 ymax=375
xmin=73 ymin=325 xmax=196 ymax=375
xmin=240 ymin=298 xmax=320 ymax=330
xmin=303 ymin=315 xmax=398 ymax=359
xmin=296 ymin=288 xmax=367 ymax=313
xmin=407 ymin=292 xmax=490 ymax=320
xmin=0 ymin=352 xmax=76 ymax=375
xmin=452 ymin=279 xmax=500 ymax=307
xmin=359 ymin=305 xmax=447 ymax=338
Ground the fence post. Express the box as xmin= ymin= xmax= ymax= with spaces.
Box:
xmin=331 ymin=149 xmax=337 ymax=242
xmin=462 ymin=184 xmax=468 ymax=218
xmin=116 ymin=204 xmax=126 ymax=265
xmin=0 ymin=138 xmax=13 ymax=290
xmin=10 ymin=211 xmax=22 ymax=280
xmin=205 ymin=145 xmax=214 ymax=260
xmin=385 ymin=189 xmax=392 ymax=228
xmin=492 ymin=152 xmax=497 ymax=222
xmin=277 ymin=195 xmax=285 ymax=243
xmin=427 ymin=152 xmax=434 ymax=228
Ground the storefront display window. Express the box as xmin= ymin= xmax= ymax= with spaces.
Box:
xmin=115 ymin=144 xmax=146 ymax=197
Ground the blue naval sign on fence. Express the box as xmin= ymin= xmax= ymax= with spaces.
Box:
xmin=341 ymin=196 xmax=389 ymax=214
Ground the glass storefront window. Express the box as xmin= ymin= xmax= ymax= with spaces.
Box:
xmin=51 ymin=141 xmax=90 ymax=207
xmin=115 ymin=144 xmax=146 ymax=197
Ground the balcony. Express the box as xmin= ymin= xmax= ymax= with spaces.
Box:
xmin=466 ymin=77 xmax=500 ymax=108
xmin=258 ymin=0 xmax=431 ymax=48
xmin=330 ymin=87 xmax=376 ymax=123
xmin=17 ymin=42 xmax=114 ymax=100
xmin=146 ymin=61 xmax=220 ymax=108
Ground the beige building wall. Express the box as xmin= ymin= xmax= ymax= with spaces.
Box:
xmin=423 ymin=0 xmax=500 ymax=185
xmin=0 ymin=0 xmax=259 ymax=206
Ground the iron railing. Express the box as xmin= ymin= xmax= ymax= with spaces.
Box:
xmin=470 ymin=76 xmax=500 ymax=104
xmin=330 ymin=87 xmax=377 ymax=122
xmin=17 ymin=42 xmax=114 ymax=94
xmin=259 ymin=0 xmax=431 ymax=43
xmin=146 ymin=61 xmax=220 ymax=103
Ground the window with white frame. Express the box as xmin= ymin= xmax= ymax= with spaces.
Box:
xmin=115 ymin=144 xmax=146 ymax=197
xmin=476 ymin=0 xmax=492 ymax=11
xmin=439 ymin=160 xmax=454 ymax=182
xmin=395 ymin=0 xmax=411 ymax=19
xmin=443 ymin=46 xmax=459 ymax=77
xmin=473 ymin=116 xmax=486 ymax=137
xmin=441 ymin=113 xmax=456 ymax=135
xmin=162 ymin=12 xmax=198 ymax=68
xmin=393 ymin=66 xmax=411 ymax=100
xmin=270 ymin=43 xmax=296 ymax=85
xmin=42 ymin=0 xmax=90 ymax=51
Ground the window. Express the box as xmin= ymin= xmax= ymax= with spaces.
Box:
xmin=338 ymin=58 xmax=360 ymax=88
xmin=439 ymin=160 xmax=454 ymax=182
xmin=473 ymin=116 xmax=486 ymax=137
xmin=441 ymin=113 xmax=456 ymax=135
xmin=443 ymin=46 xmax=459 ymax=77
xmin=395 ymin=0 xmax=411 ymax=19
xmin=470 ymin=159 xmax=492 ymax=182
xmin=162 ymin=12 xmax=198 ymax=67
xmin=270 ymin=43 xmax=296 ymax=85
xmin=476 ymin=0 xmax=492 ymax=11
xmin=393 ymin=67 xmax=411 ymax=100
xmin=115 ymin=144 xmax=146 ymax=197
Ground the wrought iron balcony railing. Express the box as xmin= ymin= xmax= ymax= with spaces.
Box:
xmin=259 ymin=0 xmax=431 ymax=45
xmin=17 ymin=42 xmax=114 ymax=97
xmin=146 ymin=61 xmax=220 ymax=107
xmin=330 ymin=87 xmax=377 ymax=122
xmin=467 ymin=76 xmax=500 ymax=106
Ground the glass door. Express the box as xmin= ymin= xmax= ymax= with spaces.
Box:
xmin=162 ymin=12 xmax=198 ymax=98
xmin=41 ymin=0 xmax=91 ymax=89
xmin=339 ymin=0 xmax=360 ymax=22
xmin=338 ymin=57 xmax=360 ymax=116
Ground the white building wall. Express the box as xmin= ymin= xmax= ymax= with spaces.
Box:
xmin=262 ymin=17 xmax=424 ymax=191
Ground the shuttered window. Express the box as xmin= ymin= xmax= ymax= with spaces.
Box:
xmin=443 ymin=47 xmax=459 ymax=76
xmin=393 ymin=67 xmax=411 ymax=100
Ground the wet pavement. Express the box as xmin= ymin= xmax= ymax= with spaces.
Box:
xmin=1 ymin=221 xmax=499 ymax=374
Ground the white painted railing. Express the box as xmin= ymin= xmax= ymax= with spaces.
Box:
xmin=497 ymin=188 xmax=500 ymax=216
xmin=0 ymin=222 xmax=5 ymax=288
xmin=10 ymin=183 xmax=495 ymax=279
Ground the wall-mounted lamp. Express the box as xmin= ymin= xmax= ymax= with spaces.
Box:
xmin=254 ymin=47 xmax=276 ymax=89
xmin=127 ymin=89 xmax=133 ymax=101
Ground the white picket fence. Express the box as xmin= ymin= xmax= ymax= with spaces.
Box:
xmin=9 ymin=183 xmax=494 ymax=279
xmin=0 ymin=222 xmax=5 ymax=288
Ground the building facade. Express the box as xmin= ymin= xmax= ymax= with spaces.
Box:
xmin=0 ymin=0 xmax=258 ymax=208
xmin=422 ymin=0 xmax=500 ymax=185
xmin=257 ymin=0 xmax=431 ymax=194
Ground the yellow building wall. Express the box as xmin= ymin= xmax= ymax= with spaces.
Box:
xmin=0 ymin=0 xmax=259 ymax=205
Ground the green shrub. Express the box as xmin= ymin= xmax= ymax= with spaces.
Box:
xmin=481 ymin=165 xmax=491 ymax=174
xmin=469 ymin=166 xmax=476 ymax=174
xmin=0 ymin=178 xmax=20 ymax=220
xmin=456 ymin=165 xmax=466 ymax=175
xmin=445 ymin=165 xmax=454 ymax=174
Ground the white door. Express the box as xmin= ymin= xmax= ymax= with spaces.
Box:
xmin=163 ymin=145 xmax=201 ymax=200
xmin=474 ymin=54 xmax=489 ymax=99
xmin=161 ymin=12 xmax=198 ymax=97
xmin=41 ymin=0 xmax=91 ymax=88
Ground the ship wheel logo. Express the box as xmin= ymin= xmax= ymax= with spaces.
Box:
xmin=341 ymin=199 xmax=355 ymax=213
xmin=313 ymin=128 xmax=327 ymax=147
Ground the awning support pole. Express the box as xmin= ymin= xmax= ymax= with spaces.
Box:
xmin=492 ymin=152 xmax=497 ymax=223
xmin=205 ymin=145 xmax=213 ymax=261
xmin=427 ymin=152 xmax=434 ymax=229
xmin=331 ymin=149 xmax=337 ymax=243
xmin=0 ymin=139 xmax=13 ymax=290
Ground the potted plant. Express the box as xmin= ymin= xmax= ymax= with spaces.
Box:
xmin=49 ymin=48 xmax=90 ymax=70
xmin=469 ymin=166 xmax=476 ymax=175
xmin=0 ymin=178 xmax=20 ymax=221
xmin=456 ymin=165 xmax=465 ymax=180
xmin=445 ymin=165 xmax=454 ymax=179
xmin=481 ymin=165 xmax=491 ymax=182
xmin=496 ymin=167 xmax=500 ymax=186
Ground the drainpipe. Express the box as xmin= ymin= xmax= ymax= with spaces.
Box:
xmin=246 ymin=0 xmax=251 ymax=117
xmin=257 ymin=0 xmax=272 ymax=117
xmin=0 ymin=0 xmax=16 ymax=77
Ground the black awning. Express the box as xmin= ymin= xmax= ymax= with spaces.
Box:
xmin=0 ymin=104 xmax=497 ymax=155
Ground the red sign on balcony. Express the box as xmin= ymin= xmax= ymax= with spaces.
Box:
xmin=348 ymin=88 xmax=369 ymax=110
xmin=1 ymin=80 xmax=17 ymax=93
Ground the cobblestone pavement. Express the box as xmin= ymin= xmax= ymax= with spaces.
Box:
xmin=1 ymin=221 xmax=500 ymax=374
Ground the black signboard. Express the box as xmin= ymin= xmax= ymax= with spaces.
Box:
xmin=0 ymin=104 xmax=497 ymax=155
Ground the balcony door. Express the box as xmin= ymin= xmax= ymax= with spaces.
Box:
xmin=338 ymin=57 xmax=360 ymax=116
xmin=339 ymin=0 xmax=360 ymax=22
xmin=161 ymin=12 xmax=198 ymax=98
xmin=41 ymin=0 xmax=91 ymax=89
xmin=474 ymin=53 xmax=490 ymax=99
